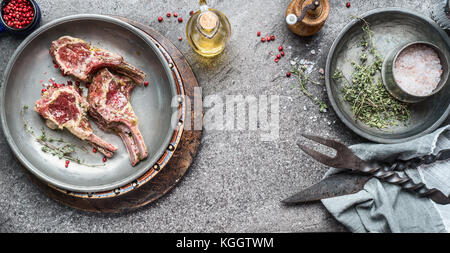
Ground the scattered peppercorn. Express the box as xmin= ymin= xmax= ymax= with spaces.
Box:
xmin=158 ymin=16 xmax=163 ymax=22
xmin=274 ymin=58 xmax=279 ymax=63
xmin=178 ymin=36 xmax=182 ymax=41
xmin=286 ymin=72 xmax=291 ymax=77
xmin=173 ymin=12 xmax=178 ymax=17
xmin=257 ymin=31 xmax=261 ymax=37
xmin=270 ymin=35 xmax=275 ymax=41
xmin=276 ymin=54 xmax=281 ymax=59
xmin=346 ymin=2 xmax=351 ymax=8
xmin=266 ymin=36 xmax=271 ymax=42
xmin=190 ymin=11 xmax=194 ymax=16
xmin=261 ymin=37 xmax=266 ymax=43
xmin=178 ymin=17 xmax=183 ymax=23
xmin=281 ymin=51 xmax=285 ymax=57
xmin=144 ymin=81 xmax=149 ymax=86
xmin=278 ymin=46 xmax=284 ymax=51
xmin=166 ymin=12 xmax=171 ymax=17
xmin=102 ymin=157 xmax=107 ymax=163
xmin=93 ymin=147 xmax=97 ymax=153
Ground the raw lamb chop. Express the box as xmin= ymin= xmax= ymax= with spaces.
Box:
xmin=50 ymin=36 xmax=146 ymax=85
xmin=35 ymin=85 xmax=118 ymax=158
xmin=88 ymin=68 xmax=148 ymax=166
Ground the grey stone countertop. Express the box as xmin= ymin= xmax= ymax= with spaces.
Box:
xmin=0 ymin=0 xmax=447 ymax=232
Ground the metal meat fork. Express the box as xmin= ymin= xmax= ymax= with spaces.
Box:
xmin=282 ymin=134 xmax=450 ymax=205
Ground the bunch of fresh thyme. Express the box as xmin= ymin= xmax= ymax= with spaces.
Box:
xmin=332 ymin=18 xmax=410 ymax=128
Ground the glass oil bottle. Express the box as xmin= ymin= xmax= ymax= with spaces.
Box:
xmin=186 ymin=0 xmax=231 ymax=58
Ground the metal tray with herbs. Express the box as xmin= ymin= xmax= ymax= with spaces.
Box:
xmin=325 ymin=8 xmax=450 ymax=143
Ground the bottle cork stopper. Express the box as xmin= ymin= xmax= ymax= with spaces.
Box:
xmin=199 ymin=11 xmax=218 ymax=31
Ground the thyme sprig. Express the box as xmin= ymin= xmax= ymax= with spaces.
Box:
xmin=332 ymin=18 xmax=410 ymax=128
xmin=290 ymin=63 xmax=328 ymax=112
xmin=21 ymin=106 xmax=104 ymax=167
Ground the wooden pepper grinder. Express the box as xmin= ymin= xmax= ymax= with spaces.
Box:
xmin=286 ymin=0 xmax=330 ymax=36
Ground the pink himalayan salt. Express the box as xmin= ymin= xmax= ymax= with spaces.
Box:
xmin=393 ymin=44 xmax=443 ymax=96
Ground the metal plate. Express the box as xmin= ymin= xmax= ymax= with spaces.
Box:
xmin=326 ymin=8 xmax=450 ymax=143
xmin=0 ymin=14 xmax=183 ymax=193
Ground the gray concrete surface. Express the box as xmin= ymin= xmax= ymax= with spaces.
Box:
xmin=0 ymin=0 xmax=444 ymax=232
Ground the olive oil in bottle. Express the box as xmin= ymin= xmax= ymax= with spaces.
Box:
xmin=186 ymin=0 xmax=231 ymax=58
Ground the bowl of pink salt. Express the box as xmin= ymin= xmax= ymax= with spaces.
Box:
xmin=382 ymin=41 xmax=449 ymax=103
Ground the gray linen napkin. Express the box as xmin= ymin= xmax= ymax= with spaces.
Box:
xmin=321 ymin=125 xmax=450 ymax=233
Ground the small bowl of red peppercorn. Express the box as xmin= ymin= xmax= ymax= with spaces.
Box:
xmin=0 ymin=0 xmax=41 ymax=35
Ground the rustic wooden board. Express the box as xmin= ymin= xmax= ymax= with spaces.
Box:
xmin=21 ymin=17 xmax=202 ymax=213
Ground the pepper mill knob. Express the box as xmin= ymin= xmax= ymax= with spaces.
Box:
xmin=286 ymin=0 xmax=330 ymax=37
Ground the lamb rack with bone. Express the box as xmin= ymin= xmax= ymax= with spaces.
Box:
xmin=88 ymin=68 xmax=148 ymax=166
xmin=50 ymin=36 xmax=146 ymax=85
xmin=34 ymin=85 xmax=118 ymax=158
